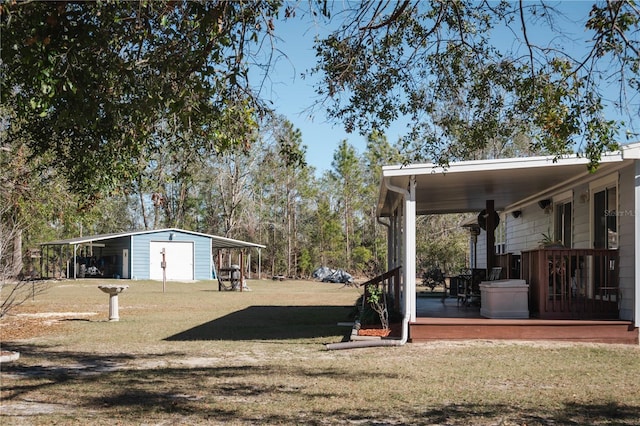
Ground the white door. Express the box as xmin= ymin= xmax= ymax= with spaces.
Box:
xmin=122 ymin=249 xmax=129 ymax=279
xmin=149 ymin=241 xmax=194 ymax=280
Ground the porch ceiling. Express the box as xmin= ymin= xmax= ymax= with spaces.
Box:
xmin=377 ymin=154 xmax=627 ymax=216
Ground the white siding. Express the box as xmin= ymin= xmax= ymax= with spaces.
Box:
xmin=505 ymin=204 xmax=553 ymax=254
xmin=499 ymin=164 xmax=636 ymax=323
xmin=476 ymin=229 xmax=487 ymax=269
xmin=573 ymin=183 xmax=591 ymax=248
xmin=131 ymin=230 xmax=212 ymax=280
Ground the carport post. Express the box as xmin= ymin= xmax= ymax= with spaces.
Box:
xmin=161 ymin=248 xmax=167 ymax=293
xmin=239 ymin=251 xmax=244 ymax=292
xmin=73 ymin=244 xmax=78 ymax=279
xmin=635 ymin=159 xmax=640 ymax=328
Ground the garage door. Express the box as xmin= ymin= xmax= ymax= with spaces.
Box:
xmin=149 ymin=241 xmax=194 ymax=281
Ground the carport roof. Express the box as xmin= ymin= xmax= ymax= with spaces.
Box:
xmin=377 ymin=142 xmax=640 ymax=217
xmin=40 ymin=228 xmax=266 ymax=250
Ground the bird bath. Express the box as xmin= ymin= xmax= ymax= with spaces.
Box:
xmin=98 ymin=285 xmax=129 ymax=321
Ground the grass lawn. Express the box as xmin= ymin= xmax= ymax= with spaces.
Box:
xmin=1 ymin=278 xmax=639 ymax=425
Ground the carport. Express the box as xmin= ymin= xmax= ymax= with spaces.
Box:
xmin=39 ymin=228 xmax=265 ymax=280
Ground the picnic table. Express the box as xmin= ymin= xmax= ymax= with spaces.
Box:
xmin=218 ymin=265 xmax=242 ymax=291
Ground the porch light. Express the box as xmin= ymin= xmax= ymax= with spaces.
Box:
xmin=538 ymin=199 xmax=551 ymax=210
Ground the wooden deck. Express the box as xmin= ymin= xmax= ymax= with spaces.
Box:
xmin=412 ymin=295 xmax=638 ymax=344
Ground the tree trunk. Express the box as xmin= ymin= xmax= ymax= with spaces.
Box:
xmin=138 ymin=188 xmax=149 ymax=230
xmin=11 ymin=228 xmax=23 ymax=278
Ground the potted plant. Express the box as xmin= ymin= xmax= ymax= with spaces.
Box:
xmin=539 ymin=231 xmax=564 ymax=249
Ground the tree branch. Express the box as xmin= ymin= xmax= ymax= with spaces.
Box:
xmin=519 ymin=0 xmax=536 ymax=81
xmin=359 ymin=0 xmax=411 ymax=30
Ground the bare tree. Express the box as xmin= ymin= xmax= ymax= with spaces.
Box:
xmin=0 ymin=205 xmax=48 ymax=319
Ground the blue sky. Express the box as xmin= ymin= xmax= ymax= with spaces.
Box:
xmin=261 ymin=2 xmax=634 ymax=176
xmin=264 ymin=14 xmax=412 ymax=176
xmin=260 ymin=15 xmax=368 ymax=176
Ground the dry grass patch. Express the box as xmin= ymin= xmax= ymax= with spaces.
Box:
xmin=1 ymin=279 xmax=639 ymax=425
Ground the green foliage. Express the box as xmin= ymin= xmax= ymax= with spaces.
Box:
xmin=365 ymin=284 xmax=389 ymax=330
xmin=328 ymin=140 xmax=367 ymax=270
xmin=298 ymin=249 xmax=313 ymax=278
xmin=421 ymin=267 xmax=445 ymax=292
xmin=539 ymin=231 xmax=564 ymax=248
xmin=312 ymin=1 xmax=636 ymax=168
xmin=6 ymin=1 xmax=632 ymax=280
xmin=416 ymin=215 xmax=469 ymax=275
xmin=1 ymin=1 xmax=279 ymax=205
xmin=351 ymin=246 xmax=372 ymax=272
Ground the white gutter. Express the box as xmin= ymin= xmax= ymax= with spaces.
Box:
xmin=326 ymin=179 xmax=411 ymax=350
xmin=384 ymin=178 xmax=411 ymax=345
xmin=326 ymin=178 xmax=414 ymax=350
xmin=384 ymin=179 xmax=411 ymax=346
xmin=621 ymin=142 xmax=640 ymax=159
xmin=382 ymin=178 xmax=410 ymax=345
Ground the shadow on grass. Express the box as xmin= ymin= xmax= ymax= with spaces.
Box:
xmin=414 ymin=402 xmax=640 ymax=425
xmin=165 ymin=305 xmax=354 ymax=341
xmin=3 ymin=349 xmax=639 ymax=424
xmin=72 ymin=395 xmax=640 ymax=424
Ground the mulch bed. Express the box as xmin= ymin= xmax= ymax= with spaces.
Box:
xmin=358 ymin=322 xmax=402 ymax=338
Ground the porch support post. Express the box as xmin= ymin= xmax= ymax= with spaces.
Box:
xmin=405 ymin=177 xmax=417 ymax=322
xmin=386 ymin=217 xmax=393 ymax=271
xmin=384 ymin=177 xmax=417 ymax=323
xmin=382 ymin=218 xmax=394 ymax=271
xmin=388 ymin=214 xmax=399 ymax=270
xmin=635 ymin=161 xmax=640 ymax=328
xmin=393 ymin=214 xmax=400 ymax=270
xmin=486 ymin=199 xmax=496 ymax=273
xmin=387 ymin=216 xmax=400 ymax=272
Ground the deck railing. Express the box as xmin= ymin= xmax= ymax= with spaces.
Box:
xmin=521 ymin=248 xmax=619 ymax=319
xmin=495 ymin=253 xmax=521 ymax=279
xmin=361 ymin=266 xmax=402 ymax=312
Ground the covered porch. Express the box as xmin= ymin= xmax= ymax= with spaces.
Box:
xmin=412 ymin=296 xmax=637 ymax=344
xmin=375 ymin=146 xmax=640 ymax=344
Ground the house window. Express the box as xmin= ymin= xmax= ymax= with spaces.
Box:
xmin=593 ymin=186 xmax=617 ymax=249
xmin=554 ymin=200 xmax=572 ymax=248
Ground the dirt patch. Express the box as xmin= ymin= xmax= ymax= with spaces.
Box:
xmin=0 ymin=311 xmax=97 ymax=341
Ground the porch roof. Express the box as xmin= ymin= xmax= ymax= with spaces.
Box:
xmin=377 ymin=145 xmax=639 ymax=217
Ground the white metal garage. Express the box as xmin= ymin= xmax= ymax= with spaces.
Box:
xmin=149 ymin=241 xmax=194 ymax=281
xmin=40 ymin=228 xmax=266 ymax=281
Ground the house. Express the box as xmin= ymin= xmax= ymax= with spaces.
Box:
xmin=375 ymin=142 xmax=640 ymax=344
xmin=40 ymin=228 xmax=265 ymax=281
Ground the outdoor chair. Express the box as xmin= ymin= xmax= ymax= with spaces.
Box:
xmin=489 ymin=267 xmax=503 ymax=281
xmin=456 ymin=269 xmax=473 ymax=307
